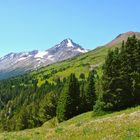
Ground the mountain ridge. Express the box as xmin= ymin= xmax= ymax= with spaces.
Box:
xmin=105 ymin=31 xmax=140 ymax=47
xmin=0 ymin=31 xmax=140 ymax=80
xmin=0 ymin=38 xmax=88 ymax=79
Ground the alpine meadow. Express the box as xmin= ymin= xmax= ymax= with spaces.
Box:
xmin=0 ymin=1 xmax=140 ymax=140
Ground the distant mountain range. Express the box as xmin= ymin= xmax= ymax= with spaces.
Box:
xmin=0 ymin=39 xmax=88 ymax=79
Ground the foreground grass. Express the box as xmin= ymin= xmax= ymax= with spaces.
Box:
xmin=0 ymin=106 xmax=140 ymax=140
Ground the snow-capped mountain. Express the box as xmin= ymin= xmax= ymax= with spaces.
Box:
xmin=0 ymin=39 xmax=88 ymax=79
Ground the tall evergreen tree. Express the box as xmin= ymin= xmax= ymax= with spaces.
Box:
xmin=56 ymin=73 xmax=80 ymax=122
xmin=84 ymin=70 xmax=96 ymax=111
xmin=39 ymin=92 xmax=59 ymax=123
xmin=131 ymin=39 xmax=140 ymax=104
xmin=119 ymin=35 xmax=138 ymax=107
xmin=94 ymin=35 xmax=140 ymax=113
xmin=99 ymin=49 xmax=117 ymax=111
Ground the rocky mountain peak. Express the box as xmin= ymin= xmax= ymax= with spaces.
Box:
xmin=0 ymin=39 xmax=88 ymax=79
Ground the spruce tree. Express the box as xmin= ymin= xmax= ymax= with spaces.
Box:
xmin=94 ymin=48 xmax=124 ymax=112
xmin=94 ymin=35 xmax=140 ymax=113
xmin=56 ymin=73 xmax=80 ymax=122
xmin=39 ymin=92 xmax=59 ymax=123
xmin=84 ymin=70 xmax=96 ymax=111
xmin=79 ymin=76 xmax=86 ymax=113
xmin=100 ymin=49 xmax=116 ymax=111
xmin=119 ymin=35 xmax=138 ymax=107
xmin=131 ymin=39 xmax=140 ymax=104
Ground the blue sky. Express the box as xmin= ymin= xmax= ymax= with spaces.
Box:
xmin=0 ymin=0 xmax=140 ymax=57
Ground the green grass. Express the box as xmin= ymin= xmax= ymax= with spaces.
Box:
xmin=29 ymin=44 xmax=120 ymax=86
xmin=0 ymin=106 xmax=140 ymax=140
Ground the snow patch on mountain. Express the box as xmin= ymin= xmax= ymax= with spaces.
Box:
xmin=0 ymin=38 xmax=88 ymax=79
xmin=67 ymin=39 xmax=74 ymax=47
xmin=17 ymin=57 xmax=27 ymax=62
xmin=76 ymin=48 xmax=88 ymax=53
xmin=47 ymin=55 xmax=54 ymax=61
xmin=34 ymin=51 xmax=48 ymax=58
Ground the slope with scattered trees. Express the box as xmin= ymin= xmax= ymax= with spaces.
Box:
xmin=0 ymin=34 xmax=140 ymax=134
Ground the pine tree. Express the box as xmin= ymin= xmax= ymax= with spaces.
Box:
xmin=39 ymin=92 xmax=59 ymax=123
xmin=131 ymin=72 xmax=140 ymax=104
xmin=79 ymin=73 xmax=85 ymax=80
xmin=119 ymin=35 xmax=138 ymax=107
xmin=94 ymin=35 xmax=140 ymax=113
xmin=84 ymin=70 xmax=96 ymax=111
xmin=56 ymin=73 xmax=80 ymax=122
xmin=132 ymin=39 xmax=140 ymax=103
xmin=94 ymin=47 xmax=124 ymax=112
xmin=79 ymin=74 xmax=86 ymax=114
xmin=99 ymin=49 xmax=116 ymax=111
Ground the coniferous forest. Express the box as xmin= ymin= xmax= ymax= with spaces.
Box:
xmin=0 ymin=35 xmax=140 ymax=131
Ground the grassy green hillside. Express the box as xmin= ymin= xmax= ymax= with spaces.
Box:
xmin=30 ymin=32 xmax=140 ymax=86
xmin=1 ymin=33 xmax=140 ymax=139
xmin=9 ymin=32 xmax=140 ymax=86
xmin=30 ymin=44 xmax=120 ymax=86
xmin=0 ymin=41 xmax=120 ymax=133
xmin=1 ymin=106 xmax=140 ymax=140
